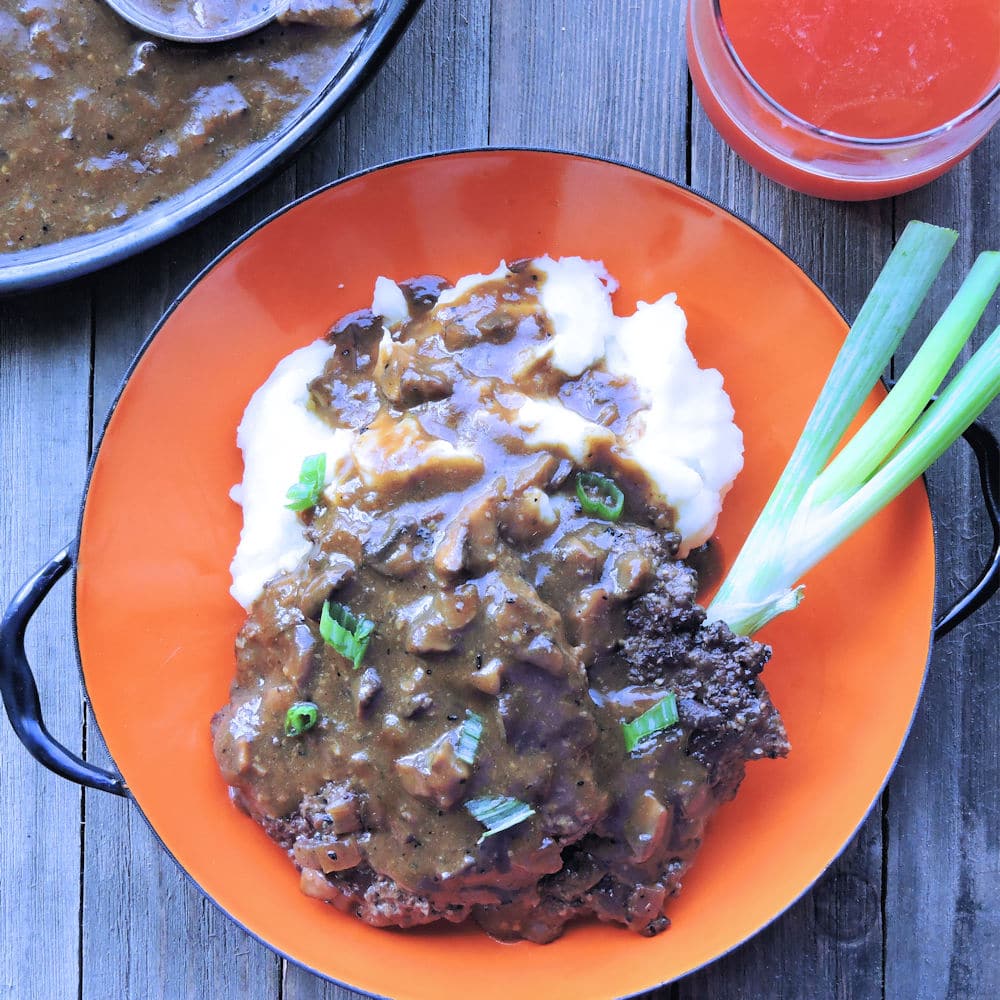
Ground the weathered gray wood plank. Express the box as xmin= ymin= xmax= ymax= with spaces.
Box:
xmin=0 ymin=285 xmax=91 ymax=1000
xmin=488 ymin=0 xmax=688 ymax=182
xmin=295 ymin=0 xmax=491 ymax=195
xmin=671 ymin=810 xmax=885 ymax=1000
xmin=884 ymin=124 xmax=1000 ymax=1000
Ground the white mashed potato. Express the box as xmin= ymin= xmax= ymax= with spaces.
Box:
xmin=526 ymin=256 xmax=744 ymax=552
xmin=230 ymin=259 xmax=743 ymax=608
xmin=229 ymin=341 xmax=353 ymax=608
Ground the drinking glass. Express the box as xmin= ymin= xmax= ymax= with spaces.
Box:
xmin=686 ymin=0 xmax=1000 ymax=200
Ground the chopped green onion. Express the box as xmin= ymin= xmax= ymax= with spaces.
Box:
xmin=466 ymin=795 xmax=535 ymax=844
xmin=622 ymin=693 xmax=679 ymax=753
xmin=455 ymin=710 xmax=484 ymax=766
xmin=708 ymin=222 xmax=1000 ymax=636
xmin=285 ymin=701 xmax=319 ymax=737
xmin=285 ymin=453 xmax=327 ymax=511
xmin=320 ymin=600 xmax=375 ymax=669
xmin=576 ymin=471 xmax=624 ymax=521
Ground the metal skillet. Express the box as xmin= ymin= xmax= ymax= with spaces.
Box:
xmin=0 ymin=0 xmax=424 ymax=293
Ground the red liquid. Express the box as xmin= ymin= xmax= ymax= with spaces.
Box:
xmin=721 ymin=0 xmax=1000 ymax=138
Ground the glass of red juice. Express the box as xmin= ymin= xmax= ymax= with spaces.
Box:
xmin=687 ymin=0 xmax=1000 ymax=200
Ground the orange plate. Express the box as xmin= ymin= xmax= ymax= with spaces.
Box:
xmin=75 ymin=150 xmax=933 ymax=999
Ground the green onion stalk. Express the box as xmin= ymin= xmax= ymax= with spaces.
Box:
xmin=707 ymin=222 xmax=1000 ymax=638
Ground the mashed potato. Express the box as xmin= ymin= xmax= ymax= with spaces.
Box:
xmin=228 ymin=341 xmax=351 ymax=609
xmin=525 ymin=257 xmax=743 ymax=552
xmin=230 ymin=258 xmax=743 ymax=608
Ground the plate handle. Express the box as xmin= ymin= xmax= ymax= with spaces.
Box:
xmin=0 ymin=543 xmax=128 ymax=796
xmin=934 ymin=420 xmax=1000 ymax=641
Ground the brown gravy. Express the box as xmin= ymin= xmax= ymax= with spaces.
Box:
xmin=0 ymin=0 xmax=371 ymax=252
xmin=211 ymin=265 xmax=788 ymax=942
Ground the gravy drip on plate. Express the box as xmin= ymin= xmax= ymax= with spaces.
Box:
xmin=212 ymin=266 xmax=788 ymax=942
xmin=0 ymin=0 xmax=370 ymax=251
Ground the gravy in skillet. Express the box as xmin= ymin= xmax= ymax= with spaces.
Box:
xmin=0 ymin=0 xmax=372 ymax=251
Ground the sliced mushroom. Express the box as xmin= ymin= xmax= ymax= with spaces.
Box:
xmin=394 ymin=730 xmax=470 ymax=810
xmin=298 ymin=553 xmax=356 ymax=619
xmin=294 ymin=834 xmax=364 ymax=873
xmin=356 ymin=667 xmax=382 ymax=717
xmin=468 ymin=657 xmax=505 ymax=695
xmin=400 ymin=585 xmax=481 ymax=655
xmin=352 ymin=413 xmax=484 ymax=500
xmin=625 ymin=791 xmax=671 ymax=864
xmin=374 ymin=331 xmax=455 ymax=406
xmin=433 ymin=490 xmax=498 ymax=578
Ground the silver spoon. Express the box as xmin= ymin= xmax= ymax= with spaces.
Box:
xmin=102 ymin=0 xmax=290 ymax=44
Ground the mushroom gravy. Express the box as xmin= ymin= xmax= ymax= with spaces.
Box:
xmin=212 ymin=262 xmax=788 ymax=941
xmin=0 ymin=0 xmax=372 ymax=251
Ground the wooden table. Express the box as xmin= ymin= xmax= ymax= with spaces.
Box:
xmin=2 ymin=2 xmax=997 ymax=998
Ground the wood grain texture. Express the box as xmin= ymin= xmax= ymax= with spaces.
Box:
xmin=295 ymin=0 xmax=491 ymax=194
xmin=0 ymin=1 xmax=997 ymax=998
xmin=489 ymin=0 xmax=688 ymax=181
xmin=0 ymin=285 xmax=91 ymax=1000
